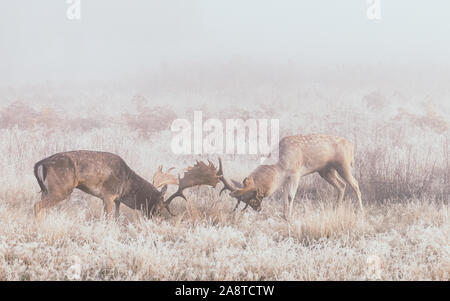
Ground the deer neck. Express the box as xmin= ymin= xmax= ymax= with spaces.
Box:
xmin=123 ymin=171 xmax=157 ymax=207
xmin=251 ymin=163 xmax=286 ymax=198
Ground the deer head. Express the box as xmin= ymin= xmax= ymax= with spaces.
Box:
xmin=149 ymin=184 xmax=169 ymax=216
xmin=228 ymin=176 xmax=263 ymax=211
xmin=215 ymin=158 xmax=264 ymax=212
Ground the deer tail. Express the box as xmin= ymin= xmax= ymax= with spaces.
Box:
xmin=34 ymin=162 xmax=48 ymax=194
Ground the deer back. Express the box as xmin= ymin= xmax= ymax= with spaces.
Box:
xmin=277 ymin=135 xmax=354 ymax=173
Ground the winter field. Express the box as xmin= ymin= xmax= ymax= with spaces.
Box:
xmin=0 ymin=64 xmax=449 ymax=280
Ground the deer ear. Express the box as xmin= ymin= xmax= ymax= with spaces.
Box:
xmin=244 ymin=176 xmax=254 ymax=187
xmin=159 ymin=184 xmax=168 ymax=196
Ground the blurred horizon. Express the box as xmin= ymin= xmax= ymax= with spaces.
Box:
xmin=1 ymin=0 xmax=449 ymax=86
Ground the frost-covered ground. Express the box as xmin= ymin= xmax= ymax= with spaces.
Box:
xmin=0 ymin=188 xmax=448 ymax=280
xmin=0 ymin=64 xmax=449 ymax=280
xmin=0 ymin=125 xmax=448 ymax=280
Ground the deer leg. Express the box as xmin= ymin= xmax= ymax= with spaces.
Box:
xmin=319 ymin=168 xmax=346 ymax=205
xmin=232 ymin=200 xmax=240 ymax=212
xmin=282 ymin=181 xmax=290 ymax=219
xmin=114 ymin=200 xmax=121 ymax=219
xmin=334 ymin=173 xmax=347 ymax=204
xmin=34 ymin=198 xmax=48 ymax=220
xmin=337 ymin=165 xmax=363 ymax=213
xmin=34 ymin=192 xmax=46 ymax=219
xmin=282 ymin=175 xmax=300 ymax=220
xmin=35 ymin=190 xmax=72 ymax=219
xmin=288 ymin=175 xmax=300 ymax=219
xmin=102 ymin=196 xmax=116 ymax=219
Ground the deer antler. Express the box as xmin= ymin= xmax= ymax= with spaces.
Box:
xmin=162 ymin=157 xmax=244 ymax=215
xmin=163 ymin=159 xmax=222 ymax=215
xmin=153 ymin=166 xmax=178 ymax=188
xmin=217 ymin=157 xmax=236 ymax=196
xmin=209 ymin=157 xmax=249 ymax=212
xmin=216 ymin=157 xmax=248 ymax=211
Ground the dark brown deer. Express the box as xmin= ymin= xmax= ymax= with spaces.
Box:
xmin=33 ymin=151 xmax=228 ymax=219
xmin=33 ymin=150 xmax=183 ymax=219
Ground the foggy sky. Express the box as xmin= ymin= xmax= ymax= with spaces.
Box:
xmin=1 ymin=0 xmax=449 ymax=84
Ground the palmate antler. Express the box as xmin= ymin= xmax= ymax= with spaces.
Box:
xmin=163 ymin=157 xmax=240 ymax=215
xmin=163 ymin=159 xmax=221 ymax=215
xmin=153 ymin=166 xmax=178 ymax=188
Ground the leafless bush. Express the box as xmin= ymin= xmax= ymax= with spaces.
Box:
xmin=0 ymin=101 xmax=62 ymax=129
xmin=122 ymin=95 xmax=177 ymax=137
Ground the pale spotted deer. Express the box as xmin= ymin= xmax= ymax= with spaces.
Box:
xmin=33 ymin=150 xmax=215 ymax=219
xmin=219 ymin=134 xmax=363 ymax=219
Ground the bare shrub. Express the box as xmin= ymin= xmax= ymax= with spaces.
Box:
xmin=123 ymin=96 xmax=177 ymax=137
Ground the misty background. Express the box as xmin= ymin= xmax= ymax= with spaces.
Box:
xmin=1 ymin=0 xmax=449 ymax=83
xmin=0 ymin=0 xmax=448 ymax=137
